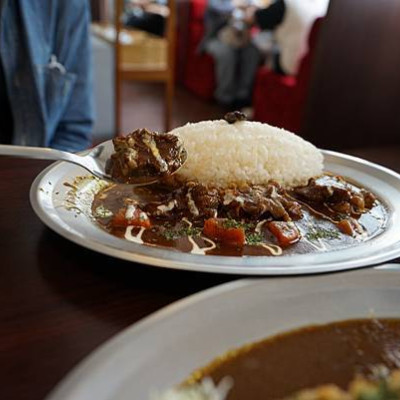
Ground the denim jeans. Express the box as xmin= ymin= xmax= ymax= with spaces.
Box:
xmin=205 ymin=38 xmax=261 ymax=105
xmin=0 ymin=0 xmax=94 ymax=151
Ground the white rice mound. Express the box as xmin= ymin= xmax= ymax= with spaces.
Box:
xmin=170 ymin=119 xmax=323 ymax=187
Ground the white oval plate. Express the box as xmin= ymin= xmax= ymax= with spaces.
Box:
xmin=30 ymin=149 xmax=400 ymax=275
xmin=45 ymin=265 xmax=400 ymax=400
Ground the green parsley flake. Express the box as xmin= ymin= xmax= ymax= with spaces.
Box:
xmin=162 ymin=226 xmax=202 ymax=241
xmin=246 ymin=232 xmax=264 ymax=245
xmin=94 ymin=205 xmax=113 ymax=219
xmin=306 ymin=227 xmax=340 ymax=241
xmin=222 ymin=219 xmax=255 ymax=231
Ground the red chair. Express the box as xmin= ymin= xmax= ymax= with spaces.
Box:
xmin=253 ymin=18 xmax=323 ymax=133
xmin=180 ymin=0 xmax=215 ymax=100
xmin=180 ymin=0 xmax=260 ymax=101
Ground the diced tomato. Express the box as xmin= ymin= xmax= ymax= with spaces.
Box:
xmin=337 ymin=218 xmax=363 ymax=236
xmin=337 ymin=219 xmax=353 ymax=236
xmin=267 ymin=221 xmax=300 ymax=247
xmin=111 ymin=207 xmax=151 ymax=229
xmin=203 ymin=218 xmax=246 ymax=247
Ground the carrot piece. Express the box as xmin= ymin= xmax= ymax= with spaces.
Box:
xmin=203 ymin=218 xmax=246 ymax=247
xmin=337 ymin=219 xmax=353 ymax=236
xmin=267 ymin=221 xmax=300 ymax=247
xmin=337 ymin=218 xmax=363 ymax=236
xmin=111 ymin=208 xmax=151 ymax=229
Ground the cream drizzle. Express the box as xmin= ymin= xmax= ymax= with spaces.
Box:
xmin=253 ymin=220 xmax=283 ymax=255
xmin=186 ymin=191 xmax=199 ymax=217
xmin=223 ymin=192 xmax=245 ymax=206
xmin=125 ymin=204 xmax=137 ymax=219
xmin=255 ymin=220 xmax=267 ymax=233
xmin=182 ymin=217 xmax=216 ymax=255
xmin=125 ymin=226 xmax=146 ymax=244
xmin=156 ymin=200 xmax=176 ymax=214
xmin=188 ymin=236 xmax=217 ymax=255
xmin=142 ymin=135 xmax=168 ymax=172
xmin=182 ymin=217 xmax=192 ymax=227
xmin=260 ymin=243 xmax=282 ymax=256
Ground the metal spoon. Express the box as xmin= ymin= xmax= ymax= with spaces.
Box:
xmin=0 ymin=142 xmax=187 ymax=185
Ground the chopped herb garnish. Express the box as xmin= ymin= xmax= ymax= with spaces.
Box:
xmin=358 ymin=378 xmax=400 ymax=400
xmin=306 ymin=227 xmax=340 ymax=241
xmin=162 ymin=226 xmax=202 ymax=241
xmin=94 ymin=205 xmax=113 ymax=219
xmin=222 ymin=219 xmax=255 ymax=231
xmin=246 ymin=232 xmax=264 ymax=245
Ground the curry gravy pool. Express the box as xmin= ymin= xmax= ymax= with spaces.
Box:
xmin=91 ymin=174 xmax=387 ymax=257
xmin=187 ymin=318 xmax=400 ymax=400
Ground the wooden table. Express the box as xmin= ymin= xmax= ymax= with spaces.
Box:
xmin=1 ymin=151 xmax=399 ymax=400
xmin=0 ymin=158 xmax=235 ymax=400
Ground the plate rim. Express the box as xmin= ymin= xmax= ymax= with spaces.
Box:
xmin=45 ymin=264 xmax=400 ymax=400
xmin=30 ymin=149 xmax=400 ymax=275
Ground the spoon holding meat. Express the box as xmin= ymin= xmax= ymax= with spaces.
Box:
xmin=106 ymin=129 xmax=187 ymax=185
xmin=0 ymin=129 xmax=187 ymax=186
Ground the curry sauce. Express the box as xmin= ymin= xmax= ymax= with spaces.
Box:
xmin=189 ymin=319 xmax=400 ymax=400
xmin=91 ymin=174 xmax=387 ymax=257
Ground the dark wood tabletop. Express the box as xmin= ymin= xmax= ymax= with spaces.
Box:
xmin=1 ymin=151 xmax=399 ymax=400
xmin=0 ymin=158 xmax=237 ymax=400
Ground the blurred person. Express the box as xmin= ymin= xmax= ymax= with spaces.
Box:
xmin=199 ymin=0 xmax=262 ymax=108
xmin=0 ymin=0 xmax=94 ymax=151
xmin=246 ymin=0 xmax=329 ymax=75
xmin=124 ymin=0 xmax=169 ymax=37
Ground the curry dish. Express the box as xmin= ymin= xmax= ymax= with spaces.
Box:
xmin=92 ymin=117 xmax=387 ymax=257
xmin=91 ymin=173 xmax=386 ymax=257
xmin=187 ymin=318 xmax=400 ymax=400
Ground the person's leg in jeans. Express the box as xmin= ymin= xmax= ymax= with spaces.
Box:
xmin=236 ymin=42 xmax=261 ymax=106
xmin=205 ymin=38 xmax=237 ymax=105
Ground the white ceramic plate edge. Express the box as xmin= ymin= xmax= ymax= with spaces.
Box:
xmin=30 ymin=150 xmax=400 ymax=275
xmin=45 ymin=264 xmax=400 ymax=400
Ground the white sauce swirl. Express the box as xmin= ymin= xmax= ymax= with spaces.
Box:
xmin=188 ymin=236 xmax=217 ymax=255
xmin=186 ymin=191 xmax=199 ymax=217
xmin=125 ymin=226 xmax=146 ymax=244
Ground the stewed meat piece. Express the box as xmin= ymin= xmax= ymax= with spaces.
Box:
xmin=292 ymin=178 xmax=376 ymax=215
xmin=143 ymin=181 xmax=303 ymax=223
xmin=222 ymin=183 xmax=302 ymax=221
xmin=143 ymin=182 xmax=220 ymax=219
xmin=361 ymin=189 xmax=376 ymax=209
xmin=293 ymin=178 xmax=334 ymax=202
xmin=187 ymin=182 xmax=220 ymax=218
xmin=106 ymin=129 xmax=185 ymax=184
xmin=224 ymin=111 xmax=247 ymax=124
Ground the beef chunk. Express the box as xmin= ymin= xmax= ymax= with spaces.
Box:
xmin=222 ymin=183 xmax=302 ymax=221
xmin=293 ymin=178 xmax=334 ymax=202
xmin=106 ymin=129 xmax=185 ymax=184
xmin=224 ymin=111 xmax=247 ymax=124
xmin=361 ymin=189 xmax=376 ymax=209
xmin=292 ymin=177 xmax=376 ymax=217
xmin=186 ymin=183 xmax=220 ymax=218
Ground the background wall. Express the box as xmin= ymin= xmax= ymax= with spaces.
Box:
xmin=302 ymin=0 xmax=400 ymax=150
